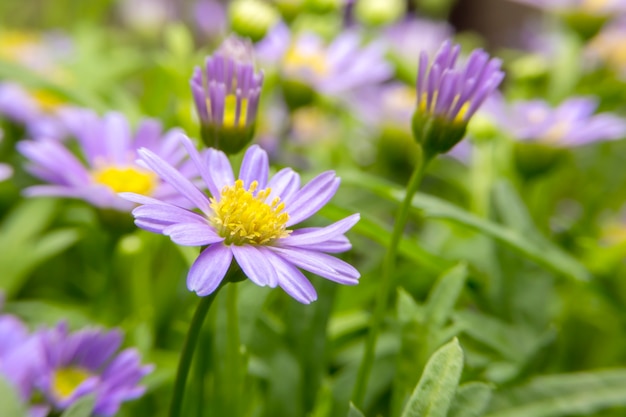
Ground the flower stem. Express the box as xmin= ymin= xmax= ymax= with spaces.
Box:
xmin=169 ymin=287 xmax=223 ymax=417
xmin=352 ymin=147 xmax=433 ymax=407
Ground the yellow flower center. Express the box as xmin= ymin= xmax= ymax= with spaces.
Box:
xmin=419 ymin=92 xmax=469 ymax=124
xmin=31 ymin=89 xmax=65 ymax=112
xmin=51 ymin=366 xmax=92 ymax=400
xmin=581 ymin=0 xmax=610 ymax=12
xmin=209 ymin=179 xmax=291 ymax=245
xmin=92 ymin=165 xmax=157 ymax=195
xmin=206 ymin=94 xmax=249 ymax=129
xmin=284 ymin=45 xmax=329 ymax=77
xmin=0 ymin=31 xmax=38 ymax=62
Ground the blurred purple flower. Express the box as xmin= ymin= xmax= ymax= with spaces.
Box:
xmin=0 ymin=314 xmax=41 ymax=402
xmin=508 ymin=0 xmax=626 ymax=14
xmin=191 ymin=35 xmax=264 ymax=153
xmin=0 ymin=83 xmax=69 ymax=139
xmin=256 ymin=23 xmax=392 ymax=95
xmin=499 ymin=97 xmax=626 ymax=146
xmin=194 ymin=0 xmax=228 ymax=39
xmin=383 ymin=16 xmax=453 ymax=68
xmin=18 ymin=110 xmax=201 ymax=211
xmin=36 ymin=323 xmax=152 ymax=416
xmin=121 ymin=137 xmax=360 ymax=304
xmin=587 ymin=18 xmax=626 ymax=78
xmin=416 ymin=41 xmax=505 ymax=125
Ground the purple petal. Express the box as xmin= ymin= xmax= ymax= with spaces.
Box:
xmin=239 ymin=145 xmax=269 ymax=190
xmin=267 ymin=168 xmax=301 ymax=202
xmin=260 ymin=247 xmax=317 ymax=304
xmin=283 ymin=171 xmax=340 ymax=226
xmin=205 ymin=148 xmax=234 ymax=194
xmin=138 ymin=148 xmax=211 ymax=214
xmin=270 ymin=247 xmax=360 ymax=285
xmin=187 ymin=243 xmax=233 ymax=296
xmin=280 ymin=213 xmax=359 ymax=247
xmin=231 ymin=244 xmax=278 ymax=287
xmin=163 ymin=223 xmax=224 ymax=246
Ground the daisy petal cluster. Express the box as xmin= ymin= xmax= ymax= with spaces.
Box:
xmin=0 ymin=314 xmax=152 ymax=417
xmin=503 ymin=97 xmax=626 ymax=146
xmin=190 ymin=35 xmax=264 ymax=154
xmin=122 ymin=137 xmax=360 ymax=304
xmin=37 ymin=323 xmax=153 ymax=416
xmin=256 ymin=23 xmax=392 ymax=107
xmin=412 ymin=40 xmax=504 ymax=155
xmin=18 ymin=109 xmax=201 ymax=211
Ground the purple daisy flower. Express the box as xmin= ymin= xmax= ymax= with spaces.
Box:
xmin=35 ymin=322 xmax=152 ymax=416
xmin=190 ymin=35 xmax=264 ymax=154
xmin=0 ymin=82 xmax=70 ymax=140
xmin=413 ymin=40 xmax=504 ymax=154
xmin=121 ymin=136 xmax=360 ymax=304
xmin=500 ymin=97 xmax=626 ymax=146
xmin=256 ymin=23 xmax=392 ymax=96
xmin=18 ymin=109 xmax=201 ymax=211
xmin=507 ymin=0 xmax=626 ymax=14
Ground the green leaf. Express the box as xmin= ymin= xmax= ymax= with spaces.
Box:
xmin=485 ymin=369 xmax=626 ymax=417
xmin=339 ymin=171 xmax=589 ymax=281
xmin=449 ymin=382 xmax=493 ymax=417
xmin=400 ymin=338 xmax=464 ymax=417
xmin=348 ymin=403 xmax=366 ymax=417
xmin=61 ymin=394 xmax=95 ymax=417
xmin=0 ymin=377 xmax=28 ymax=417
xmin=424 ymin=263 xmax=467 ymax=330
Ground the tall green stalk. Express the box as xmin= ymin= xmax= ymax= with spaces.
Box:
xmin=352 ymin=146 xmax=434 ymax=407
xmin=169 ymin=287 xmax=223 ymax=417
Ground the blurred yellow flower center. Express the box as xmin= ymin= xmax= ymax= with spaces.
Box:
xmin=580 ymin=0 xmax=609 ymax=12
xmin=284 ymin=45 xmax=328 ymax=77
xmin=419 ymin=92 xmax=469 ymax=124
xmin=31 ymin=89 xmax=65 ymax=112
xmin=92 ymin=166 xmax=157 ymax=195
xmin=52 ymin=366 xmax=92 ymax=400
xmin=210 ymin=179 xmax=290 ymax=245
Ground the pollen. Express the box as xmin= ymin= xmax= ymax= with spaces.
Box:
xmin=51 ymin=366 xmax=92 ymax=400
xmin=210 ymin=179 xmax=291 ymax=245
xmin=92 ymin=165 xmax=157 ymax=195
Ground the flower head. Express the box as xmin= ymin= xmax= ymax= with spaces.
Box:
xmin=412 ymin=40 xmax=504 ymax=155
xmin=191 ymin=35 xmax=264 ymax=154
xmin=502 ymin=97 xmax=626 ymax=146
xmin=18 ymin=109 xmax=200 ymax=211
xmin=122 ymin=137 xmax=360 ymax=304
xmin=36 ymin=323 xmax=153 ymax=416
xmin=0 ymin=314 xmax=41 ymax=402
xmin=256 ymin=24 xmax=392 ymax=107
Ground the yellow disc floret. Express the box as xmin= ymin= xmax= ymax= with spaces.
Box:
xmin=92 ymin=165 xmax=157 ymax=195
xmin=52 ymin=366 xmax=92 ymax=400
xmin=210 ymin=179 xmax=290 ymax=245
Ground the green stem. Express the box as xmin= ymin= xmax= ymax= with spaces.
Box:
xmin=169 ymin=287 xmax=223 ymax=417
xmin=225 ymin=283 xmax=242 ymax=416
xmin=352 ymin=147 xmax=433 ymax=407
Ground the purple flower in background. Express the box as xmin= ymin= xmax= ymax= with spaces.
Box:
xmin=36 ymin=323 xmax=152 ymax=416
xmin=0 ymin=83 xmax=69 ymax=139
xmin=383 ymin=16 xmax=453 ymax=69
xmin=122 ymin=137 xmax=360 ymax=304
xmin=191 ymin=35 xmax=264 ymax=153
xmin=256 ymin=23 xmax=392 ymax=96
xmin=18 ymin=110 xmax=201 ymax=211
xmin=508 ymin=0 xmax=626 ymax=14
xmin=413 ymin=40 xmax=504 ymax=154
xmin=194 ymin=0 xmax=227 ymax=39
xmin=0 ymin=314 xmax=41 ymax=402
xmin=500 ymin=97 xmax=626 ymax=146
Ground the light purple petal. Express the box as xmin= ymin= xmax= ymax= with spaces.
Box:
xmin=205 ymin=148 xmax=235 ymax=194
xmin=270 ymin=247 xmax=360 ymax=285
xmin=267 ymin=168 xmax=301 ymax=202
xmin=138 ymin=148 xmax=211 ymax=214
xmin=280 ymin=213 xmax=359 ymax=247
xmin=260 ymin=247 xmax=317 ymax=304
xmin=187 ymin=243 xmax=233 ymax=296
xmin=238 ymin=145 xmax=269 ymax=190
xmin=180 ymin=135 xmax=221 ymax=197
xmin=231 ymin=244 xmax=278 ymax=287
xmin=283 ymin=171 xmax=340 ymax=226
xmin=163 ymin=223 xmax=224 ymax=246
